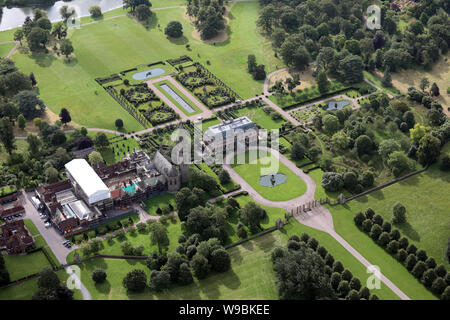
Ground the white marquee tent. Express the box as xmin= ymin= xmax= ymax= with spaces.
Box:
xmin=65 ymin=159 xmax=111 ymax=205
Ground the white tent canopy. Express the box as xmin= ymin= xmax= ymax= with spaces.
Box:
xmin=65 ymin=159 xmax=111 ymax=204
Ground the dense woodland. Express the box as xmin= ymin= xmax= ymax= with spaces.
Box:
xmin=258 ymin=0 xmax=450 ymax=83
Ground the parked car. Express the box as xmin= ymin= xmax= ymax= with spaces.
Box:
xmin=44 ymin=222 xmax=51 ymax=228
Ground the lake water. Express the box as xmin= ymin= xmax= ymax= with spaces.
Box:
xmin=0 ymin=0 xmax=124 ymax=31
xmin=160 ymin=83 xmax=195 ymax=114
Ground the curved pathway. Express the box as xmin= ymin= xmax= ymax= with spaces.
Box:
xmin=222 ymin=146 xmax=410 ymax=300
xmin=0 ymin=40 xmax=19 ymax=58
xmin=264 ymin=67 xmax=288 ymax=96
xmin=223 ymin=146 xmax=316 ymax=210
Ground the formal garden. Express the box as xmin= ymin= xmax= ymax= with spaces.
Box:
xmin=175 ymin=62 xmax=241 ymax=109
xmin=217 ymin=99 xmax=289 ymax=131
xmin=97 ymin=71 xmax=179 ymax=128
xmin=231 ymin=150 xmax=307 ymax=201
xmin=87 ymin=131 xmax=140 ymax=165
xmin=153 ymin=80 xmax=203 ymax=116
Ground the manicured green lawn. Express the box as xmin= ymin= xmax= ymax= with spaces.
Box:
xmin=235 ymin=106 xmax=285 ymax=130
xmin=24 ymin=219 xmax=40 ymax=236
xmin=88 ymin=131 xmax=140 ymax=164
xmin=68 ymin=231 xmax=282 ymax=300
xmin=328 ymin=204 xmax=437 ymax=300
xmin=71 ymin=218 xmax=402 ymax=300
xmin=363 ymin=71 xmax=402 ymax=96
xmin=306 ymin=168 xmax=441 ymax=299
xmin=231 ymin=151 xmax=307 ymax=201
xmin=8 ymin=1 xmax=280 ymax=130
xmin=0 ymin=42 xmax=14 ymax=57
xmin=3 ymin=251 xmax=52 ymax=281
xmin=67 ymin=219 xmax=184 ymax=261
xmin=0 ymin=219 xmax=60 ymax=283
xmin=330 ymin=162 xmax=450 ymax=269
xmin=200 ymin=118 xmax=221 ymax=131
xmin=144 ymin=192 xmax=176 ymax=216
xmin=154 ymin=80 xmax=203 ymax=116
xmin=0 ymin=269 xmax=82 ymax=300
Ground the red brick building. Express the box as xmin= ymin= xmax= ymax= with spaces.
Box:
xmin=0 ymin=220 xmax=34 ymax=254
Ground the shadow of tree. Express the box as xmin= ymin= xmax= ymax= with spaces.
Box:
xmin=397 ymin=222 xmax=421 ymax=241
xmin=29 ymin=52 xmax=56 ymax=68
xmin=168 ymin=35 xmax=189 ymax=45
xmin=95 ymin=279 xmax=111 ymax=294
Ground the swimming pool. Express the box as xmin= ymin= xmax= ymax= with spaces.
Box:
xmin=123 ymin=184 xmax=136 ymax=194
xmin=160 ymin=83 xmax=196 ymax=113
xmin=132 ymin=68 xmax=165 ymax=80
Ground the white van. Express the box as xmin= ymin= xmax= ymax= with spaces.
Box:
xmin=31 ymin=196 xmax=41 ymax=210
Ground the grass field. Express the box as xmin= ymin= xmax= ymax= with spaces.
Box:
xmin=87 ymin=131 xmax=140 ymax=164
xmin=68 ymin=219 xmax=184 ymax=261
xmin=0 ymin=269 xmax=82 ymax=300
xmin=70 ymin=217 xmax=402 ymax=300
xmin=329 ymin=155 xmax=450 ymax=269
xmin=389 ymin=53 xmax=450 ymax=112
xmin=305 ymin=168 xmax=443 ymax=299
xmin=68 ymin=231 xmax=281 ymax=300
xmin=234 ymin=106 xmax=285 ymax=130
xmin=231 ymin=150 xmax=307 ymax=201
xmin=1 ymin=219 xmax=60 ymax=283
xmin=144 ymin=192 xmax=176 ymax=216
xmin=8 ymin=1 xmax=280 ymax=130
xmin=2 ymin=250 xmax=52 ymax=282
xmin=200 ymin=117 xmax=221 ymax=131
xmin=0 ymin=42 xmax=14 ymax=57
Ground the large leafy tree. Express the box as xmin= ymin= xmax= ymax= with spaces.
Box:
xmin=417 ymin=134 xmax=441 ymax=165
xmin=239 ymin=202 xmax=266 ymax=230
xmin=165 ymin=21 xmax=183 ymax=38
xmin=13 ymin=90 xmax=46 ymax=120
xmin=0 ymin=117 xmax=15 ymax=154
xmin=149 ymin=222 xmax=169 ymax=254
xmin=26 ymin=27 xmax=49 ymax=51
xmin=272 ymin=243 xmax=335 ymax=300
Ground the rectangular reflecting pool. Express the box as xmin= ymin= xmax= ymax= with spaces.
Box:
xmin=160 ymin=83 xmax=195 ymax=113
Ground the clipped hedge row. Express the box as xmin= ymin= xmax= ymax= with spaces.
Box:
xmin=354 ymin=208 xmax=450 ymax=300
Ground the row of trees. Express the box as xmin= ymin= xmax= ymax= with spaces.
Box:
xmin=354 ymin=208 xmax=450 ymax=300
xmin=272 ymin=232 xmax=378 ymax=300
